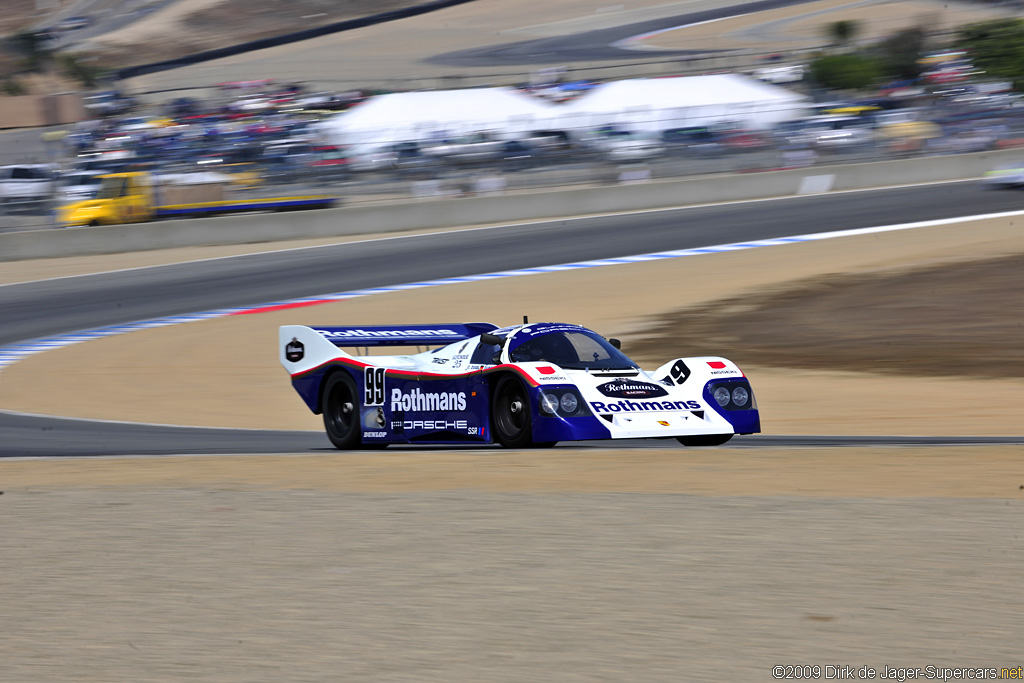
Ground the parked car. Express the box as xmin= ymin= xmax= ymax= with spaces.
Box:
xmin=0 ymin=164 xmax=56 ymax=203
xmin=753 ymin=63 xmax=806 ymax=85
xmin=259 ymin=140 xmax=317 ymax=179
xmin=391 ymin=142 xmax=439 ymax=177
xmin=83 ymin=91 xmax=136 ymax=117
xmin=507 ymin=130 xmax=581 ymax=165
xmin=56 ymin=15 xmax=92 ymax=31
xmin=70 ymin=154 xmax=134 ymax=175
xmin=165 ymin=97 xmax=202 ymax=118
xmin=348 ymin=142 xmax=437 ymax=176
xmin=309 ymin=145 xmax=350 ymax=179
xmin=347 ymin=144 xmax=398 ymax=172
xmin=661 ymin=126 xmax=727 ymax=156
xmin=594 ymin=130 xmax=665 ymax=162
xmin=776 ymin=116 xmax=875 ymax=151
xmin=423 ymin=133 xmax=506 ymax=165
xmin=720 ymin=129 xmax=772 ymax=152
xmin=498 ymin=140 xmax=538 ymax=170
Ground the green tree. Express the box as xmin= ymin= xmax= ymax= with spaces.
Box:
xmin=827 ymin=20 xmax=860 ymax=47
xmin=57 ymin=54 xmax=104 ymax=88
xmin=956 ymin=18 xmax=1024 ymax=90
xmin=3 ymin=78 xmax=27 ymax=96
xmin=809 ymin=54 xmax=881 ymax=90
xmin=873 ymin=27 xmax=927 ymax=80
xmin=7 ymin=29 xmax=53 ymax=72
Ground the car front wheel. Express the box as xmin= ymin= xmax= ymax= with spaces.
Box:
xmin=492 ymin=376 xmax=534 ymax=448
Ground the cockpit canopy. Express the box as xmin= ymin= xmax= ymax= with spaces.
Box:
xmin=504 ymin=324 xmax=636 ymax=370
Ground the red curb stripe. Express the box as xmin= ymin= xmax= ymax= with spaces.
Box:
xmin=233 ymin=299 xmax=336 ymax=315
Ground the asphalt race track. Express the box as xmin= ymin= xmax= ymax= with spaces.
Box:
xmin=4 ymin=180 xmax=1024 ymax=457
xmin=3 ymin=410 xmax=1022 ymax=457
xmin=427 ymin=0 xmax=820 ymax=66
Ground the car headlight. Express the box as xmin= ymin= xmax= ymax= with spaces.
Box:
xmin=536 ymin=389 xmax=588 ymax=417
xmin=706 ymin=380 xmax=755 ymax=411
xmin=731 ymin=386 xmax=749 ymax=407
xmin=540 ymin=392 xmax=560 ymax=414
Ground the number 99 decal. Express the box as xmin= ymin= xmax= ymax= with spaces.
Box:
xmin=364 ymin=367 xmax=386 ymax=406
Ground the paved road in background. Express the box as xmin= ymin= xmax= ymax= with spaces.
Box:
xmin=429 ymin=0 xmax=821 ymax=66
xmin=39 ymin=0 xmax=186 ymax=48
xmin=4 ymin=180 xmax=1024 ymax=456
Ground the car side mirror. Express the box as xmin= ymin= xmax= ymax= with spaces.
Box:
xmin=609 ymin=338 xmax=621 ymax=349
xmin=481 ymin=332 xmax=504 ymax=347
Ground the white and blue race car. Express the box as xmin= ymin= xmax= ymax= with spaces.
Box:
xmin=279 ymin=321 xmax=759 ymax=448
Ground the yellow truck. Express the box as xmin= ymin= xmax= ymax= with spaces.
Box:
xmin=58 ymin=171 xmax=337 ymax=227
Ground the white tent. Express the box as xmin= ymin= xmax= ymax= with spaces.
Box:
xmin=549 ymin=74 xmax=810 ymax=133
xmin=313 ymin=87 xmax=556 ymax=148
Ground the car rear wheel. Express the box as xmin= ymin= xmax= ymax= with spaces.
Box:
xmin=492 ymin=376 xmax=534 ymax=448
xmin=322 ymin=371 xmax=360 ymax=450
xmin=676 ymin=434 xmax=733 ymax=447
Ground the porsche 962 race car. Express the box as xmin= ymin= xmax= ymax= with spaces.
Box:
xmin=279 ymin=321 xmax=759 ymax=449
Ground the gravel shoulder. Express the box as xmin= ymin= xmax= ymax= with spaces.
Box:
xmin=2 ymin=487 xmax=1019 ymax=682
xmin=4 ymin=446 xmax=1023 ymax=498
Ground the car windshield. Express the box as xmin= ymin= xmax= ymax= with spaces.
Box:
xmin=508 ymin=330 xmax=636 ymax=370
xmin=95 ymin=176 xmax=126 ymax=199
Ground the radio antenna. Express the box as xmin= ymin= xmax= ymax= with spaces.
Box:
xmin=523 ymin=315 xmax=529 ymax=324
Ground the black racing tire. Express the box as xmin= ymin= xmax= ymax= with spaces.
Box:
xmin=676 ymin=434 xmax=733 ymax=447
xmin=322 ymin=371 xmax=360 ymax=450
xmin=492 ymin=375 xmax=534 ymax=448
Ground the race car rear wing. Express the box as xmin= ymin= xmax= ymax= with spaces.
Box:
xmin=312 ymin=323 xmax=498 ymax=347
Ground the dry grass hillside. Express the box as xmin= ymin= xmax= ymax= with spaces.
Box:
xmin=0 ymin=0 xmax=53 ymax=88
xmin=0 ymin=0 xmax=426 ymax=92
xmin=83 ymin=0 xmax=427 ymax=69
xmin=632 ymin=253 xmax=1024 ymax=379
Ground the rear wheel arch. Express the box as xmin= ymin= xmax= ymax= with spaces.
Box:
xmin=314 ymin=366 xmax=351 ymax=414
